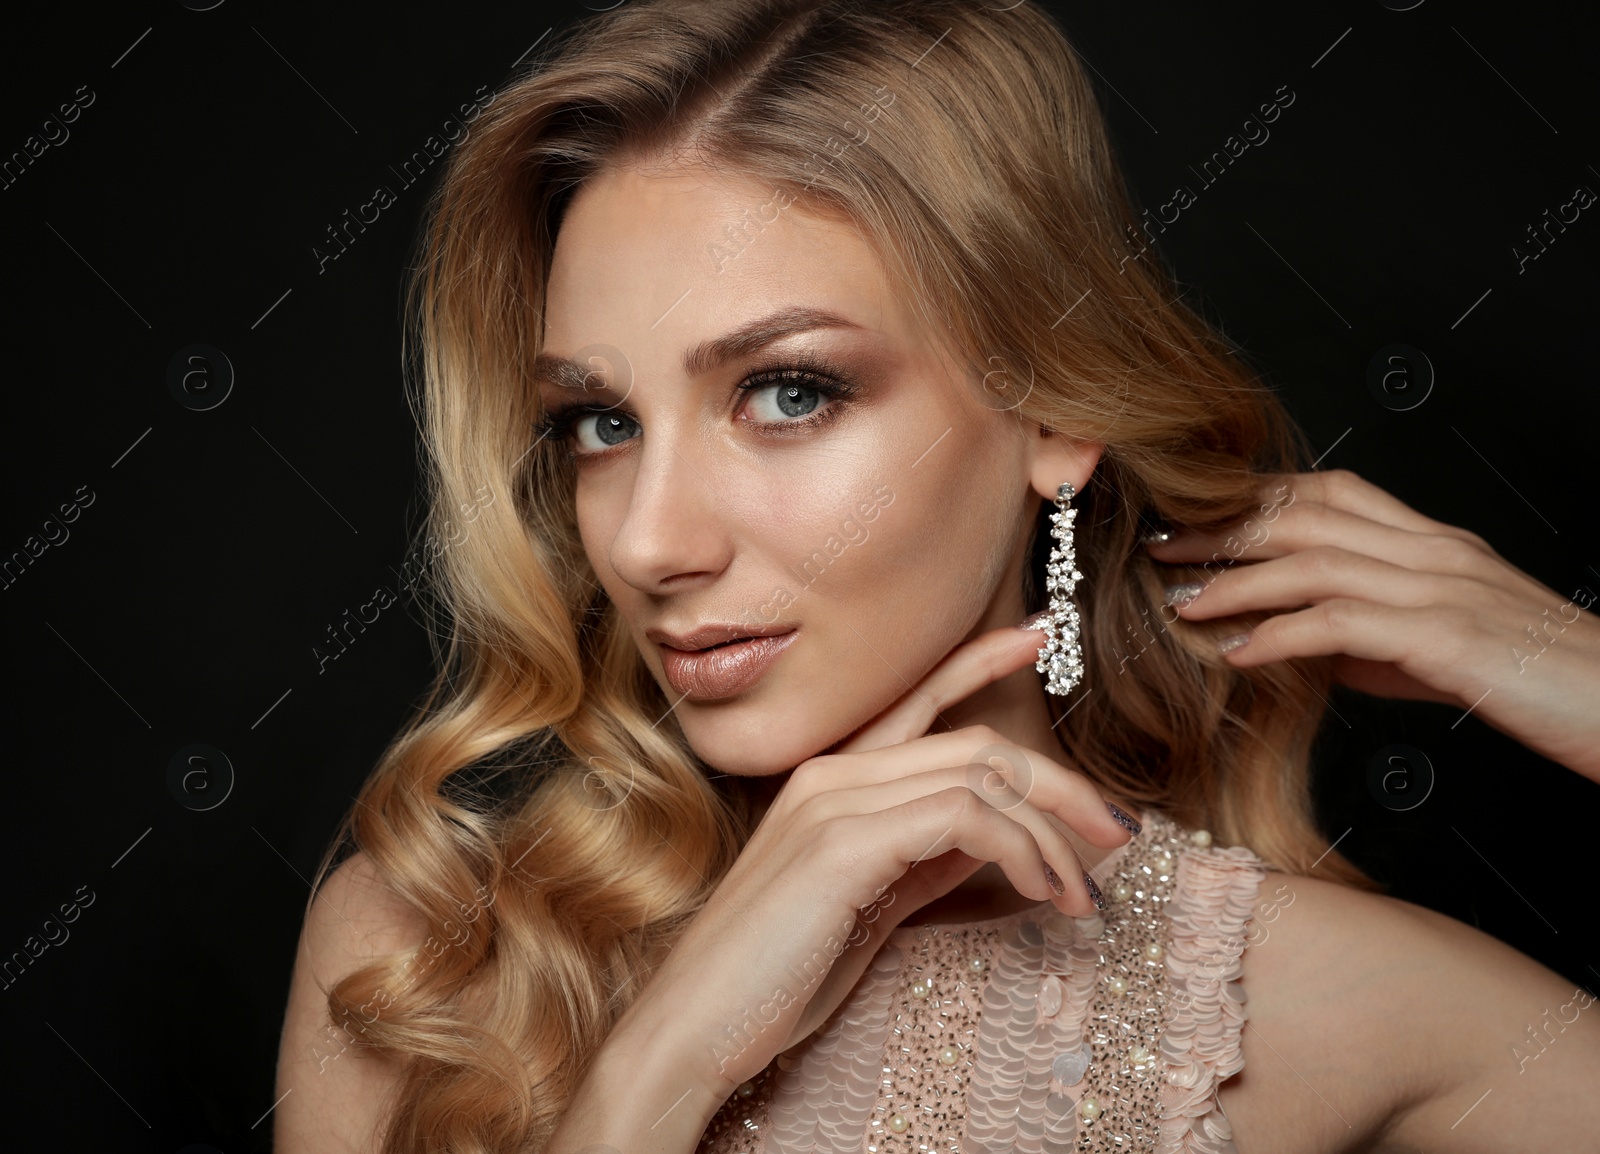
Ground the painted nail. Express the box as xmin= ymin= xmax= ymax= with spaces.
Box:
xmin=1106 ymin=802 xmax=1141 ymax=835
xmin=1162 ymin=581 xmax=1204 ymax=608
xmin=1044 ymin=863 xmax=1065 ymax=896
xmin=1216 ymin=632 xmax=1251 ymax=654
xmin=1082 ymin=871 xmax=1106 ymax=911
xmin=1020 ymin=609 xmax=1052 ymax=631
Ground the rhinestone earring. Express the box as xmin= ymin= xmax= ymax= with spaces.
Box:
xmin=1035 ymin=481 xmax=1085 ymax=696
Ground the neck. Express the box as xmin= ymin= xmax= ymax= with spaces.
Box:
xmin=931 ymin=658 xmax=1128 ymax=877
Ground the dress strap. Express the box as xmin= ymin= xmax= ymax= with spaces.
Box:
xmin=1154 ymin=844 xmax=1269 ymax=1154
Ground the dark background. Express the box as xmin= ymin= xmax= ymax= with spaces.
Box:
xmin=1 ymin=1 xmax=1595 ymax=1149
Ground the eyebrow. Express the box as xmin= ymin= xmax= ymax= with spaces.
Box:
xmin=532 ymin=305 xmax=867 ymax=394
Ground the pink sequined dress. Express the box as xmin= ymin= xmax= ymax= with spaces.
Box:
xmin=697 ymin=808 xmax=1269 ymax=1154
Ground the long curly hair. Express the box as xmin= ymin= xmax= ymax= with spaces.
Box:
xmin=306 ymin=1 xmax=1375 ymax=1150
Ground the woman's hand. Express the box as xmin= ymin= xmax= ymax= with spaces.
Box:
xmin=1146 ymin=468 xmax=1600 ymax=784
xmin=608 ymin=623 xmax=1132 ymax=1099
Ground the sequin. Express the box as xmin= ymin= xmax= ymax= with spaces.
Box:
xmin=1039 ymin=975 xmax=1064 ymax=1019
xmin=1051 ymin=1045 xmax=1091 ymax=1086
xmin=695 ymin=810 xmax=1268 ymax=1154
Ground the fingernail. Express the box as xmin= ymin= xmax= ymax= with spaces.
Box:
xmin=1020 ymin=609 xmax=1052 ymax=631
xmin=1162 ymin=582 xmax=1203 ymax=607
xmin=1082 ymin=871 xmax=1106 ymax=911
xmin=1106 ymin=802 xmax=1141 ymax=835
xmin=1044 ymin=863 xmax=1065 ymax=896
xmin=1216 ymin=632 xmax=1251 ymax=654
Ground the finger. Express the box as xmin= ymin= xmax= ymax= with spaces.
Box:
xmin=833 ymin=624 xmax=1049 ymax=754
xmin=1295 ymin=469 xmax=1497 ymax=546
xmin=807 ymin=763 xmax=1094 ymax=914
xmin=1154 ymin=469 xmax=1488 ymax=551
xmin=845 ymin=784 xmax=1103 ymax=916
xmin=1213 ymin=598 xmax=1481 ymax=698
xmin=1151 ymin=500 xmax=1521 ymax=600
xmin=1148 ymin=469 xmax=1500 ymax=571
xmin=1167 ymin=546 xmax=1459 ymax=620
xmin=800 ymin=727 xmax=1132 ymax=848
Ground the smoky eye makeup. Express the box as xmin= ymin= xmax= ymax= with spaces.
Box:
xmin=530 ymin=347 xmax=866 ymax=461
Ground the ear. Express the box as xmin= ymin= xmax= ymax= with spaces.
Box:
xmin=1027 ymin=424 xmax=1103 ymax=503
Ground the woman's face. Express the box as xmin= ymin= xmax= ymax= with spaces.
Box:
xmin=540 ymin=161 xmax=1063 ymax=775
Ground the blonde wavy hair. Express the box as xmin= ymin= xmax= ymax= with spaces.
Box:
xmin=307 ymin=1 xmax=1376 ymax=1150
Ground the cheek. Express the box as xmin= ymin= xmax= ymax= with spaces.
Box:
xmin=876 ymin=473 xmax=1005 ymax=612
xmin=716 ymin=445 xmax=889 ymax=573
xmin=797 ymin=461 xmax=1008 ymax=632
xmin=575 ymin=508 xmax=602 ymax=569
xmin=757 ymin=404 xmax=1017 ymax=620
xmin=572 ymin=482 xmax=620 ymax=581
xmin=762 ymin=474 xmax=1010 ymax=756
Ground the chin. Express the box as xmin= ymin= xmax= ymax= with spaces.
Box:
xmin=662 ymin=665 xmax=858 ymax=778
xmin=675 ymin=709 xmax=821 ymax=777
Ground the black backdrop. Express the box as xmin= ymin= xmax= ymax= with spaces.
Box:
xmin=2 ymin=1 xmax=1596 ymax=1149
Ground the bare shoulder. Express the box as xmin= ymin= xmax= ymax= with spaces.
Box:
xmin=1216 ymin=868 xmax=1600 ymax=1154
xmin=273 ymin=849 xmax=430 ymax=1154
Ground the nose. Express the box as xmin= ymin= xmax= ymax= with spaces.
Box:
xmin=606 ymin=433 xmax=733 ymax=594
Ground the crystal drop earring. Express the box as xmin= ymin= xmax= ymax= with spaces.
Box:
xmin=1036 ymin=481 xmax=1085 ymax=696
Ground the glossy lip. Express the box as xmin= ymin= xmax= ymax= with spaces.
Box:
xmin=657 ymin=631 xmax=798 ymax=700
xmin=646 ymin=622 xmax=796 ymax=651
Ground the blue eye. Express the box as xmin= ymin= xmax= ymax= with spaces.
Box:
xmin=531 ymin=358 xmax=857 ymax=462
xmin=738 ymin=369 xmax=841 ymax=424
xmin=571 ymin=410 xmax=641 ymax=453
xmin=531 ymin=403 xmax=639 ymax=459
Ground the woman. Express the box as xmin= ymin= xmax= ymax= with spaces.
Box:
xmin=272 ymin=1 xmax=1600 ymax=1152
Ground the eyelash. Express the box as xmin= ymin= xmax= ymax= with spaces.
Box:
xmin=532 ymin=353 xmax=859 ymax=462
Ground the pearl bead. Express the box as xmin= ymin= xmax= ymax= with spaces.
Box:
xmin=1108 ymin=975 xmax=1129 ymax=994
xmin=888 ymin=1113 xmax=909 ymax=1133
xmin=1144 ymin=942 xmax=1164 ymax=961
xmin=969 ymin=955 xmax=986 ymax=973
xmin=1080 ymin=1096 xmax=1102 ymax=1121
xmin=910 ymin=979 xmax=931 ymax=998
xmin=1191 ymin=828 xmax=1213 ymax=847
xmin=1129 ymin=1044 xmax=1151 ymax=1067
xmin=1110 ymin=881 xmax=1133 ymax=902
xmin=939 ymin=1044 xmax=960 ymax=1066
xmin=736 ymin=1080 xmax=754 ymax=1097
xmin=1153 ymin=852 xmax=1174 ymax=875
